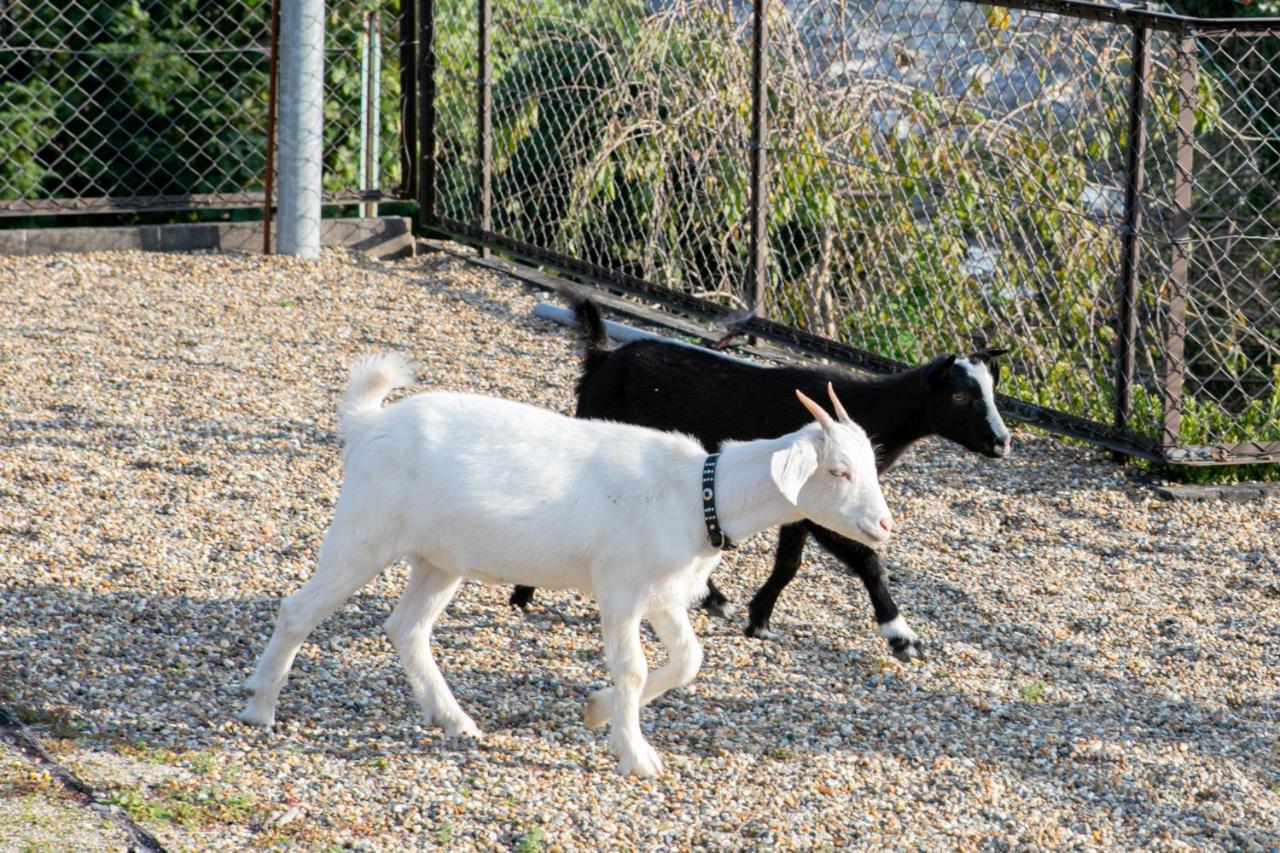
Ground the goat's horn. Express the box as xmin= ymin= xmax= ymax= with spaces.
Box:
xmin=826 ymin=382 xmax=852 ymax=424
xmin=795 ymin=388 xmax=834 ymax=429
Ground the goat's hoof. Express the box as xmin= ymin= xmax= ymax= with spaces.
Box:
xmin=235 ymin=704 xmax=275 ymax=730
xmin=584 ymin=689 xmax=613 ymax=730
xmin=618 ymin=744 xmax=664 ymax=778
xmin=442 ymin=716 xmax=482 ymax=739
xmin=701 ymin=599 xmax=737 ymax=620
xmin=887 ymin=636 xmax=924 ymax=663
xmin=744 ymin=622 xmax=781 ymax=642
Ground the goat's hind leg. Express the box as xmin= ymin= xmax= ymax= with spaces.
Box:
xmin=384 ymin=558 xmax=477 ymax=738
xmin=238 ymin=529 xmax=387 ymax=728
xmin=586 ymin=602 xmax=702 ymax=728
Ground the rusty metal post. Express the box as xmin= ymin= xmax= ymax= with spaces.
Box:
xmin=417 ymin=0 xmax=436 ymax=228
xmin=262 ymin=0 xmax=281 ymax=253
xmin=476 ymin=0 xmax=492 ymax=257
xmin=747 ymin=0 xmax=769 ymax=315
xmin=1162 ymin=30 xmax=1197 ymax=456
xmin=1112 ymin=21 xmax=1150 ymax=463
xmin=399 ymin=0 xmax=416 ymax=203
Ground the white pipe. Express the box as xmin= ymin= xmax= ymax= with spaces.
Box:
xmin=531 ymin=302 xmax=758 ymax=367
xmin=277 ymin=0 xmax=324 ymax=258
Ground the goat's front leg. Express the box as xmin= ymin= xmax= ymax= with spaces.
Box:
xmin=744 ymin=522 xmax=810 ymax=640
xmin=586 ymin=603 xmax=703 ymax=730
xmin=807 ymin=524 xmax=923 ymax=662
xmin=590 ymin=601 xmax=661 ymax=777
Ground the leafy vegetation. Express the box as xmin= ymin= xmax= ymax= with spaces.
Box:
xmin=430 ymin=1 xmax=1278 ymax=478
xmin=0 ymin=0 xmax=400 ymax=203
xmin=2 ymin=0 xmax=1273 ymax=477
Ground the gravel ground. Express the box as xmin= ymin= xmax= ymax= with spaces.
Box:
xmin=1 ymin=247 xmax=1278 ymax=851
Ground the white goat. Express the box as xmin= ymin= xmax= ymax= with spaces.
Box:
xmin=238 ymin=354 xmax=892 ymax=777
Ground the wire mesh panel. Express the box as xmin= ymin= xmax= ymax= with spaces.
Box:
xmin=762 ymin=1 xmax=1160 ymax=446
xmin=0 ymin=0 xmax=406 ymax=216
xmin=1165 ymin=27 xmax=1280 ymax=462
xmin=424 ymin=0 xmax=1280 ymax=465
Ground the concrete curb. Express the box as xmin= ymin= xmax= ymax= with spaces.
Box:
xmin=1151 ymin=481 xmax=1280 ymax=503
xmin=0 ymin=216 xmax=414 ymax=260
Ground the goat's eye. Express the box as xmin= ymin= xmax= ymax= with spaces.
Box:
xmin=829 ymin=469 xmax=850 ymax=480
xmin=951 ymin=391 xmax=969 ymax=404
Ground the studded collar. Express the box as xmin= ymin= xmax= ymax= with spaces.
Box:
xmin=701 ymin=453 xmax=735 ymax=550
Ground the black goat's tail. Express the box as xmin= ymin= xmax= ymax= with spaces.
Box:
xmin=570 ymin=295 xmax=612 ymax=379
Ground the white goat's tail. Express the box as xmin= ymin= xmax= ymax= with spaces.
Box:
xmin=339 ymin=353 xmax=414 ymax=440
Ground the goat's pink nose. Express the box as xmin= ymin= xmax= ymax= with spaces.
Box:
xmin=879 ymin=517 xmax=893 ymax=535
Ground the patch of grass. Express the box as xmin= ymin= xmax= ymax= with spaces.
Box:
xmin=515 ymin=826 xmax=544 ymax=852
xmin=1018 ymin=681 xmax=1048 ymax=702
xmin=275 ymin=299 xmax=295 ymax=308
xmin=105 ymin=780 xmax=256 ymax=828
xmin=185 ymin=753 xmax=216 ymax=776
xmin=434 ymin=822 xmax=455 ymax=845
xmin=1 ymin=690 xmax=80 ymax=739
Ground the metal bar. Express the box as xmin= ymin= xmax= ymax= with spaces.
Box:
xmin=1162 ymin=31 xmax=1196 ymax=455
xmin=262 ymin=0 xmax=282 ymax=254
xmin=0 ymin=190 xmax=399 ymax=217
xmin=359 ymin=11 xmax=371 ymax=216
xmin=417 ymin=0 xmax=437 ymax=228
xmin=370 ymin=13 xmax=382 ymax=218
xmin=533 ymin=303 xmax=758 ymax=368
xmin=1111 ymin=21 xmax=1150 ymax=463
xmin=747 ymin=0 xmax=769 ymax=314
xmin=398 ymin=0 xmax=417 ymax=200
xmin=476 ymin=0 xmax=493 ymax=258
xmin=437 ymin=214 xmax=1166 ymax=460
xmin=950 ymin=0 xmax=1280 ymax=34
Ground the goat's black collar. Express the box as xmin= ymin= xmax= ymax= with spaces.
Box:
xmin=701 ymin=453 xmax=735 ymax=550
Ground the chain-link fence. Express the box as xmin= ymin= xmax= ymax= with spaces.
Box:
xmin=0 ymin=0 xmax=408 ymax=216
xmin=423 ymin=0 xmax=1280 ymax=466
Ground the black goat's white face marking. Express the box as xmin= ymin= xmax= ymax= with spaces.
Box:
xmin=932 ymin=355 xmax=1012 ymax=458
xmin=955 ymin=358 xmax=1006 ymax=436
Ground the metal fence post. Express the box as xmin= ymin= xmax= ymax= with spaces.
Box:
xmin=476 ymin=0 xmax=493 ymax=258
xmin=1112 ymin=21 xmax=1150 ymax=463
xmin=262 ymin=0 xmax=281 ymax=253
xmin=747 ymin=0 xmax=769 ymax=315
xmin=1162 ymin=30 xmax=1197 ymax=455
xmin=399 ymin=0 xmax=417 ymax=204
xmin=277 ymin=0 xmax=325 ymax=258
xmin=417 ymin=0 xmax=436 ymax=228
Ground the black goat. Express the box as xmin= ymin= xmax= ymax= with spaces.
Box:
xmin=512 ymin=298 xmax=1012 ymax=661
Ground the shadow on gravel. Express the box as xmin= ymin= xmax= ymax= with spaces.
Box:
xmin=4 ymin=583 xmax=1274 ymax=825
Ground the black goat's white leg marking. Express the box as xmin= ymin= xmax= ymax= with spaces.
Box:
xmin=806 ymin=524 xmax=925 ymax=662
xmin=697 ymin=580 xmax=736 ymax=620
xmin=878 ymin=615 xmax=923 ymax=663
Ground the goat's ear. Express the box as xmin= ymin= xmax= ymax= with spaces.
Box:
xmin=971 ymin=347 xmax=1010 ymax=385
xmin=925 ymin=355 xmax=957 ymax=389
xmin=770 ymin=440 xmax=818 ymax=505
xmin=970 ymin=347 xmax=1011 ymax=363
